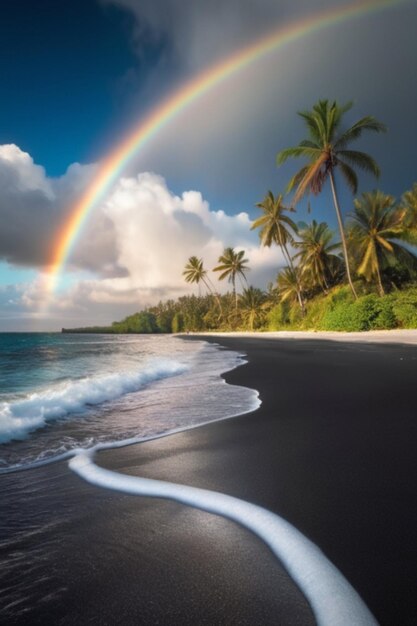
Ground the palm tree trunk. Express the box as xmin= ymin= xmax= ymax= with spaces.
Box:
xmin=375 ymin=260 xmax=385 ymax=296
xmin=281 ymin=240 xmax=305 ymax=314
xmin=329 ymin=171 xmax=358 ymax=299
xmin=204 ymin=277 xmax=223 ymax=318
xmin=233 ymin=276 xmax=237 ymax=312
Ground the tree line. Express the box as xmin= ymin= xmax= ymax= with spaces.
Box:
xmin=64 ymin=100 xmax=417 ymax=334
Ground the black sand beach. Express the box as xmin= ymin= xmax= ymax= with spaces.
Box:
xmin=1 ymin=336 xmax=417 ymax=625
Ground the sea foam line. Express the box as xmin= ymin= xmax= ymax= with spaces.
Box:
xmin=0 ymin=349 xmax=260 ymax=474
xmin=0 ymin=387 xmax=260 ymax=475
xmin=0 ymin=359 xmax=187 ymax=445
xmin=70 ymin=450 xmax=378 ymax=626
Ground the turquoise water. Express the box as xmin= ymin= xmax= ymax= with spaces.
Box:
xmin=0 ymin=333 xmax=259 ymax=470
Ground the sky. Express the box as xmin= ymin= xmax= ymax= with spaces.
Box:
xmin=0 ymin=0 xmax=416 ymax=330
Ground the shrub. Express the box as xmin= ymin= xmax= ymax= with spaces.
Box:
xmin=321 ymin=294 xmax=396 ymax=331
xmin=370 ymin=297 xmax=396 ymax=329
xmin=321 ymin=302 xmax=363 ymax=331
xmin=300 ymin=296 xmax=329 ymax=329
xmin=267 ymin=302 xmax=291 ymax=329
xmin=171 ymin=312 xmax=184 ymax=333
xmin=389 ymin=288 xmax=417 ymax=328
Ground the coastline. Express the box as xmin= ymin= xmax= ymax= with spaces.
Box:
xmin=181 ymin=328 xmax=417 ymax=344
xmin=1 ymin=334 xmax=416 ymax=624
xmin=99 ymin=332 xmax=416 ymax=625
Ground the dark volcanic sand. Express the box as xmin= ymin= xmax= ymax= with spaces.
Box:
xmin=1 ymin=336 xmax=416 ymax=625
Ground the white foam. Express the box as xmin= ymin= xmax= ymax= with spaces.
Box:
xmin=70 ymin=450 xmax=378 ymax=626
xmin=0 ymin=359 xmax=187 ymax=444
xmin=0 ymin=389 xmax=260 ymax=474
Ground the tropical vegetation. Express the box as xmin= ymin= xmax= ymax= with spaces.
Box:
xmin=277 ymin=99 xmax=386 ymax=298
xmin=63 ymin=100 xmax=417 ymax=335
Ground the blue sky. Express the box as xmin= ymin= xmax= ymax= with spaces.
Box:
xmin=1 ymin=0 xmax=416 ymax=330
xmin=0 ymin=0 xmax=142 ymax=174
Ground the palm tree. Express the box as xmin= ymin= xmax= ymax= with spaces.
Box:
xmin=277 ymin=266 xmax=305 ymax=310
xmin=251 ymin=192 xmax=305 ymax=311
xmin=238 ymin=286 xmax=266 ymax=331
xmin=400 ymin=183 xmax=417 ymax=244
xmin=183 ymin=256 xmax=222 ymax=317
xmin=251 ymin=191 xmax=297 ymax=266
xmin=277 ymin=99 xmax=386 ymax=298
xmin=183 ymin=256 xmax=209 ymax=294
xmin=347 ymin=190 xmax=417 ymax=295
xmin=213 ymin=247 xmax=249 ymax=310
xmin=294 ymin=220 xmax=342 ymax=293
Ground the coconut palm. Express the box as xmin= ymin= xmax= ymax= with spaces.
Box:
xmin=400 ymin=183 xmax=417 ymax=244
xmin=183 ymin=256 xmax=210 ymax=294
xmin=294 ymin=220 xmax=342 ymax=293
xmin=213 ymin=247 xmax=249 ymax=310
xmin=277 ymin=99 xmax=386 ymax=298
xmin=238 ymin=286 xmax=267 ymax=331
xmin=251 ymin=191 xmax=297 ymax=265
xmin=251 ymin=191 xmax=305 ymax=311
xmin=183 ymin=256 xmax=222 ymax=317
xmin=347 ymin=190 xmax=417 ymax=295
xmin=277 ymin=266 xmax=305 ymax=309
xmin=251 ymin=192 xmax=305 ymax=311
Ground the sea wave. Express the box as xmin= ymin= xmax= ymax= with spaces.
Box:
xmin=0 ymin=359 xmax=187 ymax=444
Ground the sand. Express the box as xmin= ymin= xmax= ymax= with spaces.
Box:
xmin=1 ymin=333 xmax=416 ymax=625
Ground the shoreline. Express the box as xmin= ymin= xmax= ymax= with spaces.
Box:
xmin=1 ymin=334 xmax=416 ymax=624
xmin=97 ymin=333 xmax=417 ymax=625
xmin=181 ymin=328 xmax=417 ymax=344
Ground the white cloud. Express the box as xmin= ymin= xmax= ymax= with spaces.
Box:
xmin=99 ymin=171 xmax=282 ymax=299
xmin=6 ymin=169 xmax=283 ymax=330
xmin=0 ymin=144 xmax=54 ymax=198
xmin=0 ymin=145 xmax=124 ymax=276
xmin=0 ymin=145 xmax=283 ymax=320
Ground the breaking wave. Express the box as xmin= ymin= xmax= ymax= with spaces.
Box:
xmin=0 ymin=359 xmax=187 ymax=444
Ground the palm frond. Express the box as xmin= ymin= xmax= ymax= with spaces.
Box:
xmin=297 ymin=110 xmax=322 ymax=144
xmin=357 ymin=241 xmax=375 ymax=278
xmin=334 ymin=116 xmax=387 ymax=149
xmin=390 ymin=243 xmax=417 ymax=273
xmin=376 ymin=236 xmax=394 ymax=253
xmin=337 ymin=160 xmax=358 ymax=194
xmin=299 ymin=139 xmax=320 ymax=149
xmin=337 ymin=150 xmax=381 ymax=178
xmin=277 ymin=145 xmax=321 ymax=165
xmin=292 ymin=152 xmax=328 ymax=203
xmin=286 ymin=165 xmax=310 ymax=193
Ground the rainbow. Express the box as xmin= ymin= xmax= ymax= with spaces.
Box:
xmin=45 ymin=0 xmax=406 ymax=298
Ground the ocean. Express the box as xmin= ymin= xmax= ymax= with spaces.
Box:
xmin=0 ymin=334 xmax=381 ymax=625
xmin=0 ymin=333 xmax=264 ymax=622
xmin=0 ymin=333 xmax=260 ymax=472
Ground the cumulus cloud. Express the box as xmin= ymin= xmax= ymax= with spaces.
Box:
xmin=85 ymin=171 xmax=282 ymax=303
xmin=0 ymin=144 xmax=122 ymax=275
xmin=1 ymin=153 xmax=283 ymax=329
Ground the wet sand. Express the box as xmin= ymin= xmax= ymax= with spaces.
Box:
xmin=1 ymin=335 xmax=417 ymax=625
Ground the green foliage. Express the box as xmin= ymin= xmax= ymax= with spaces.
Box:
xmin=171 ymin=312 xmax=184 ymax=333
xmin=294 ymin=220 xmax=342 ymax=292
xmin=277 ymin=100 xmax=386 ymax=200
xmin=251 ymin=191 xmax=297 ymax=262
xmin=238 ymin=287 xmax=267 ymax=330
xmin=388 ymin=288 xmax=417 ymax=328
xmin=112 ymin=311 xmax=159 ymax=333
xmin=321 ymin=294 xmax=396 ymax=331
xmin=267 ymin=302 xmax=291 ymax=329
xmin=64 ymin=285 xmax=417 ymax=335
xmin=266 ymin=285 xmax=417 ymax=332
xmin=346 ymin=190 xmax=417 ymax=295
xmin=299 ymin=295 xmax=331 ymax=329
xmin=276 ymin=99 xmax=386 ymax=299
